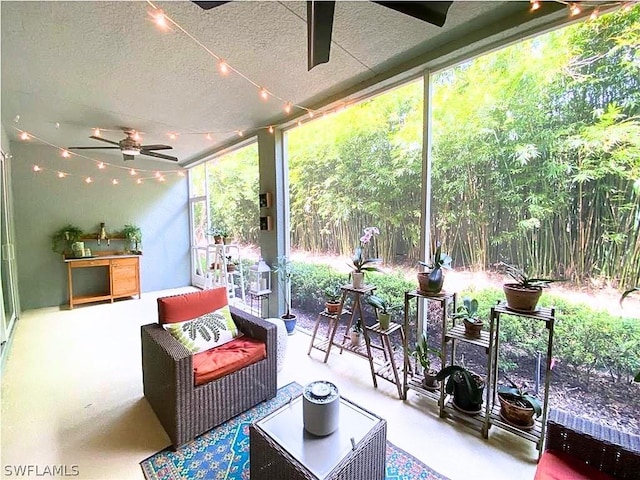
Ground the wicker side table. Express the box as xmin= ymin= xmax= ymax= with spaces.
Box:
xmin=250 ymin=396 xmax=387 ymax=480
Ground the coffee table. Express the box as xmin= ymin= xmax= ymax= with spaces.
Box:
xmin=250 ymin=395 xmax=386 ymax=480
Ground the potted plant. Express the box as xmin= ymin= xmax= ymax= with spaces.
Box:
xmin=225 ymin=255 xmax=236 ymax=272
xmin=121 ymin=224 xmax=142 ymax=254
xmin=323 ymin=283 xmax=342 ymax=315
xmin=620 ymin=287 xmax=640 ymax=382
xmin=208 ymin=225 xmax=230 ymax=244
xmin=417 ymin=242 xmax=452 ymax=295
xmin=350 ymin=321 xmax=363 ymax=347
xmin=497 ymin=377 xmax=542 ymax=429
xmin=435 ymin=365 xmax=485 ymax=414
xmin=453 ymin=297 xmax=483 ymax=339
xmin=273 ymin=256 xmax=296 ymax=335
xmin=411 ymin=333 xmax=441 ymax=390
xmin=51 ymin=224 xmax=84 ymax=256
xmin=349 ymin=226 xmax=382 ymax=289
xmin=365 ymin=294 xmax=401 ymax=330
xmin=500 ymin=263 xmax=561 ymax=312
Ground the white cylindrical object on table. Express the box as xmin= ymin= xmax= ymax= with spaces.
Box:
xmin=302 ymin=380 xmax=340 ymax=436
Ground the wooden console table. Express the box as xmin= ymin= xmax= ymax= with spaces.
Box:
xmin=65 ymin=254 xmax=141 ymax=309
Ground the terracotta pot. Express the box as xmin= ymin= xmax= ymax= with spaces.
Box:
xmin=325 ymin=301 xmax=341 ymax=315
xmin=417 ymin=269 xmax=443 ymax=294
xmin=378 ymin=312 xmax=391 ymax=330
xmin=503 ymin=283 xmax=542 ymax=311
xmin=463 ymin=319 xmax=483 ymax=338
xmin=213 ymin=236 xmax=223 ymax=244
xmin=227 ymin=264 xmax=236 ymax=272
xmin=498 ymin=393 xmax=535 ymax=428
xmin=422 ymin=368 xmax=439 ymax=390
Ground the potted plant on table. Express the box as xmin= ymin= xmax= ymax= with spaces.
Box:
xmin=273 ymin=256 xmax=296 ymax=335
xmin=453 ymin=297 xmax=483 ymax=339
xmin=411 ymin=333 xmax=441 ymax=390
xmin=435 ymin=365 xmax=485 ymax=414
xmin=121 ymin=224 xmax=142 ymax=255
xmin=349 ymin=227 xmax=382 ymax=289
xmin=365 ymin=294 xmax=402 ymax=330
xmin=51 ymin=224 xmax=84 ymax=256
xmin=497 ymin=377 xmax=542 ymax=429
xmin=500 ymin=263 xmax=561 ymax=312
xmin=418 ymin=242 xmax=452 ymax=295
xmin=323 ymin=283 xmax=342 ymax=315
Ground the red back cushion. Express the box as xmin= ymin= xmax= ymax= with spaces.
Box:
xmin=158 ymin=287 xmax=228 ymax=324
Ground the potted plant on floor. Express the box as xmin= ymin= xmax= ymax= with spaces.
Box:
xmin=274 ymin=256 xmax=297 ymax=335
xmin=365 ymin=294 xmax=402 ymax=330
xmin=51 ymin=224 xmax=84 ymax=256
xmin=323 ymin=283 xmax=342 ymax=315
xmin=497 ymin=377 xmax=542 ymax=429
xmin=500 ymin=263 xmax=561 ymax=312
xmin=411 ymin=333 xmax=441 ymax=390
xmin=417 ymin=242 xmax=452 ymax=295
xmin=453 ymin=297 xmax=483 ymax=338
xmin=436 ymin=365 xmax=485 ymax=414
xmin=349 ymin=226 xmax=382 ymax=289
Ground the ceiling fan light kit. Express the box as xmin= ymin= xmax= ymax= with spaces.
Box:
xmin=68 ymin=129 xmax=178 ymax=163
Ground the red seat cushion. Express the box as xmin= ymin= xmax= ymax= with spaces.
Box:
xmin=192 ymin=337 xmax=266 ymax=386
xmin=535 ymin=450 xmax=616 ymax=480
xmin=158 ymin=287 xmax=228 ymax=324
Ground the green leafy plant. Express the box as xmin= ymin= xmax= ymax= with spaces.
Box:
xmin=323 ymin=283 xmax=342 ymax=303
xmin=499 ymin=262 xmax=561 ymax=288
xmin=411 ymin=333 xmax=440 ymax=371
xmin=454 ymin=297 xmax=482 ymax=324
xmin=365 ymin=294 xmax=402 ymax=315
xmin=121 ymin=224 xmax=142 ymax=253
xmin=418 ymin=242 xmax=452 ymax=271
xmin=208 ymin=225 xmax=229 ymax=238
xmin=350 ymin=321 xmax=363 ymax=333
xmin=436 ymin=365 xmax=484 ymax=407
xmin=497 ymin=377 xmax=542 ymax=417
xmin=51 ymin=224 xmax=83 ymax=254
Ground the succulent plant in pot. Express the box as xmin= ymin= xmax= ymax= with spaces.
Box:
xmin=500 ymin=263 xmax=561 ymax=312
xmin=411 ymin=333 xmax=441 ymax=390
xmin=323 ymin=283 xmax=342 ymax=315
xmin=418 ymin=242 xmax=452 ymax=295
xmin=365 ymin=294 xmax=402 ymax=330
xmin=453 ymin=297 xmax=483 ymax=339
xmin=497 ymin=377 xmax=542 ymax=429
xmin=435 ymin=365 xmax=485 ymax=414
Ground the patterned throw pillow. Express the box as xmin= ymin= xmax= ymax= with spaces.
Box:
xmin=163 ymin=305 xmax=243 ymax=353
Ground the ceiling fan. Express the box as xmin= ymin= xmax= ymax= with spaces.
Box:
xmin=193 ymin=1 xmax=453 ymax=70
xmin=68 ymin=129 xmax=178 ymax=162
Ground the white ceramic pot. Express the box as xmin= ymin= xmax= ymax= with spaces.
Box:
xmin=352 ymin=272 xmax=364 ymax=289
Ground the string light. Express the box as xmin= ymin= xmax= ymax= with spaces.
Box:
xmin=622 ymin=2 xmax=632 ymax=11
xmin=308 ymin=111 xmax=315 ymax=119
xmin=61 ymin=150 xmax=70 ymax=158
xmin=590 ymin=7 xmax=600 ymax=19
xmin=130 ymin=169 xmax=137 ymax=175
xmin=137 ymin=179 xmax=143 ymax=184
xmin=112 ymin=179 xmax=119 ymax=185
xmin=94 ymin=128 xmax=101 ymax=137
xmin=153 ymin=9 xmax=168 ymax=29
xmin=259 ymin=88 xmax=269 ymax=101
xmin=85 ymin=177 xmax=93 ymax=184
xmin=569 ymin=3 xmax=581 ymax=16
xmin=206 ymin=133 xmax=212 ymax=140
xmin=155 ymin=171 xmax=161 ymax=178
xmin=133 ymin=131 xmax=141 ymax=141
xmin=158 ymin=175 xmax=165 ymax=182
xmin=20 ymin=131 xmax=29 ymax=140
xmin=530 ymin=0 xmax=540 ymax=11
xmin=57 ymin=172 xmax=66 ymax=178
xmin=14 ymin=115 xmax=20 ymax=123
xmin=284 ymin=102 xmax=292 ymax=114
xmin=297 ymin=120 xmax=302 ymax=127
xmin=237 ymin=131 xmax=244 ymax=137
xmin=33 ymin=165 xmax=41 ymax=172
xmin=55 ymin=122 xmax=60 ymax=129
xmin=98 ymin=162 xmax=105 ymax=169
xmin=218 ymin=60 xmax=229 ymax=75
xmin=268 ymin=125 xmax=274 ymax=134
xmin=168 ymin=132 xmax=177 ymax=140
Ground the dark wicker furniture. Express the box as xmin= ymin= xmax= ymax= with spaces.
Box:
xmin=536 ymin=409 xmax=640 ymax=479
xmin=141 ymin=294 xmax=277 ymax=449
xmin=250 ymin=396 xmax=387 ymax=480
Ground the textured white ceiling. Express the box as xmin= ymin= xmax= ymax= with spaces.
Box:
xmin=1 ymin=1 xmax=570 ymax=166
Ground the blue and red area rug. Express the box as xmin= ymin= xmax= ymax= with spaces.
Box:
xmin=141 ymin=382 xmax=449 ymax=480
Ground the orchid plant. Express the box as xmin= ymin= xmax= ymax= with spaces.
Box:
xmin=350 ymin=226 xmax=383 ymax=273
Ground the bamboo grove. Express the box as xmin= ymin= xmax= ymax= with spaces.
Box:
xmin=205 ymin=7 xmax=640 ymax=287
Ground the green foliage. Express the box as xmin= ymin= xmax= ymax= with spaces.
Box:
xmin=435 ymin=365 xmax=484 ymax=405
xmin=273 ymin=256 xmax=294 ymax=317
xmin=500 ymin=263 xmax=562 ymax=288
xmin=453 ymin=297 xmax=480 ymax=323
xmin=497 ymin=377 xmax=542 ymax=417
xmin=365 ymin=294 xmax=402 ymax=315
xmin=419 ymin=242 xmax=452 ymax=271
xmin=411 ymin=333 xmax=440 ymax=371
xmin=51 ymin=224 xmax=83 ymax=254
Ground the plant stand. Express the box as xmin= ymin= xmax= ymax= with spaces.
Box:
xmin=403 ymin=290 xmax=456 ymax=404
xmin=205 ymin=243 xmax=245 ymax=303
xmin=307 ymin=307 xmax=352 ymax=361
xmin=365 ymin=321 xmax=406 ymax=398
xmin=487 ymin=302 xmax=555 ymax=458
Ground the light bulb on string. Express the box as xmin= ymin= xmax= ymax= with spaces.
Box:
xmin=268 ymin=125 xmax=274 ymax=134
xmin=590 ymin=7 xmax=599 ymax=20
xmin=569 ymin=3 xmax=581 ymax=16
xmin=33 ymin=165 xmax=41 ymax=172
xmin=155 ymin=171 xmax=161 ymax=178
xmin=158 ymin=176 xmax=165 ymax=182
xmin=297 ymin=120 xmax=302 ymax=128
xmin=168 ymin=132 xmax=177 ymax=140
xmin=206 ymin=133 xmax=212 ymax=140
xmin=284 ymin=102 xmax=292 ymax=114
xmin=237 ymin=131 xmax=244 ymax=137
xmin=85 ymin=177 xmax=93 ymax=184
xmin=20 ymin=131 xmax=29 ymax=140
xmin=62 ymin=150 xmax=70 ymax=158
xmin=58 ymin=172 xmax=66 ymax=178
xmin=623 ymin=2 xmax=632 ymax=12
xmin=130 ymin=169 xmax=137 ymax=176
xmin=218 ymin=60 xmax=229 ymax=75
xmin=98 ymin=162 xmax=105 ymax=169
xmin=308 ymin=110 xmax=315 ymax=119
xmin=94 ymin=128 xmax=101 ymax=137
xmin=530 ymin=0 xmax=540 ymax=11
xmin=137 ymin=179 xmax=143 ymax=184
xmin=259 ymin=87 xmax=269 ymax=100
xmin=153 ymin=9 xmax=168 ymax=29
xmin=112 ymin=179 xmax=119 ymax=185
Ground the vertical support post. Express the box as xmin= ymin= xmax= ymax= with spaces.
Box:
xmin=257 ymin=129 xmax=288 ymax=318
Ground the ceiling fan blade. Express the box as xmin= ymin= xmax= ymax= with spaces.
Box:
xmin=123 ymin=154 xmax=135 ymax=161
xmin=89 ymin=135 xmax=121 ymax=146
xmin=141 ymin=151 xmax=179 ymax=162
xmin=372 ymin=1 xmax=453 ymax=27
xmin=307 ymin=0 xmax=335 ymax=71
xmin=192 ymin=1 xmax=231 ymax=10
xmin=140 ymin=144 xmax=173 ymax=151
xmin=68 ymin=146 xmax=120 ymax=150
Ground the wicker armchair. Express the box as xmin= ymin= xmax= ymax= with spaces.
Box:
xmin=141 ymin=289 xmax=277 ymax=449
xmin=536 ymin=409 xmax=640 ymax=480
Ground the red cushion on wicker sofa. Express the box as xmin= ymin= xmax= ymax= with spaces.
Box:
xmin=193 ymin=337 xmax=267 ymax=386
xmin=535 ymin=450 xmax=616 ymax=480
xmin=158 ymin=287 xmax=228 ymax=324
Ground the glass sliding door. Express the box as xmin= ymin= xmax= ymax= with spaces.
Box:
xmin=0 ymin=150 xmax=18 ymax=358
xmin=189 ymin=164 xmax=209 ymax=288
